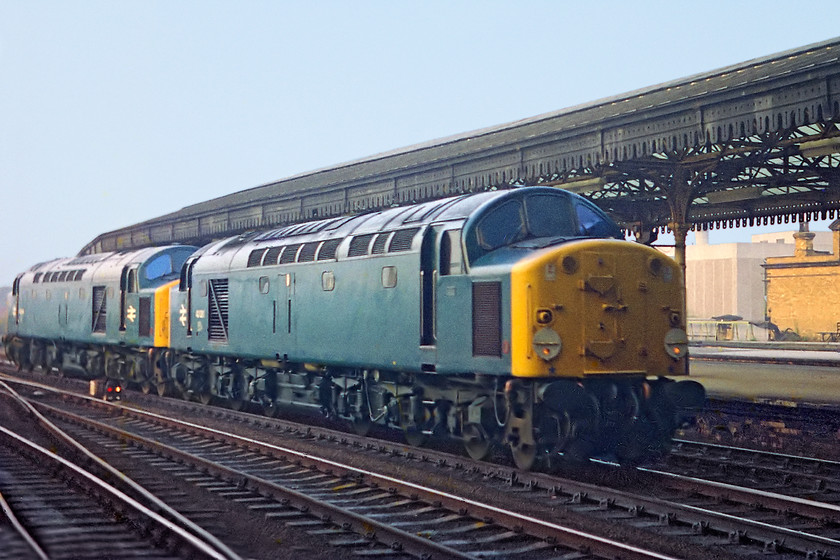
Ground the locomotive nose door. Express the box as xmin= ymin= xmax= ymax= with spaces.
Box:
xmin=580 ymin=251 xmax=621 ymax=366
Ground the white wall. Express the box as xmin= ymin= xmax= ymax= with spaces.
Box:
xmin=659 ymin=235 xmax=803 ymax=323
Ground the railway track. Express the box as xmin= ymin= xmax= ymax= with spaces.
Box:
xmin=667 ymin=438 xmax=840 ymax=507
xmin=0 ymin=382 xmax=239 ymax=560
xmin=7 ymin=379 xmax=678 ymax=560
xmin=4 ymin=364 xmax=840 ymax=559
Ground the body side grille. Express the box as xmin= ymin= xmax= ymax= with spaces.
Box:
xmin=472 ymin=282 xmax=502 ymax=357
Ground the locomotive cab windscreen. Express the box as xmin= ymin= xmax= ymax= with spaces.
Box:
xmin=463 ymin=188 xmax=622 ymax=266
xmin=140 ymin=247 xmax=196 ymax=289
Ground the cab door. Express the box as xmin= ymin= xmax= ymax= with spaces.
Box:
xmin=421 ymin=225 xmax=465 ymax=348
xmin=12 ymin=274 xmax=22 ymax=327
xmin=119 ymin=265 xmax=140 ymax=339
xmin=274 ymin=272 xmax=296 ymax=357
xmin=420 ymin=228 xmax=438 ymax=347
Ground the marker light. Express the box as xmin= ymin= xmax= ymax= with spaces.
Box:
xmin=532 ymin=328 xmax=562 ymax=361
xmin=663 ymin=328 xmax=688 ymax=359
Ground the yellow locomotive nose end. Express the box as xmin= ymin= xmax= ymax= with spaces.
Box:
xmin=511 ymin=239 xmax=688 ymax=379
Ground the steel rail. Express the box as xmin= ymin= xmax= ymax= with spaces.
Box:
xmin=0 ymin=425 xmax=235 ymax=560
xmin=673 ymin=437 xmax=840 ymax=469
xmin=0 ymin=380 xmax=243 ymax=560
xmin=0 ymin=489 xmax=49 ymax=560
xmin=36 ymin=398 xmax=681 ymax=560
xmin=42 ymin=403 xmax=480 ymax=560
xmin=7 ymin=372 xmax=839 ymax=557
xmin=649 ymin=456 xmax=840 ymax=523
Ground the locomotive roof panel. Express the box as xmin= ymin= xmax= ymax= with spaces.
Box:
xmin=187 ymin=187 xmax=624 ymax=273
xmin=20 ymin=245 xmax=197 ymax=288
xmin=244 ymin=191 xmax=504 ymax=244
xmin=191 ymin=190 xmax=510 ymax=272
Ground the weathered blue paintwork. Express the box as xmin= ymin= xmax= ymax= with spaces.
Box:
xmin=167 ymin=187 xmax=615 ymax=377
xmin=8 ymin=246 xmax=196 ymax=349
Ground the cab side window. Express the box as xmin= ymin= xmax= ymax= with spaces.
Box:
xmin=439 ymin=230 xmax=463 ymax=275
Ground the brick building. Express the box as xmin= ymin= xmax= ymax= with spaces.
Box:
xmin=764 ymin=222 xmax=840 ymax=339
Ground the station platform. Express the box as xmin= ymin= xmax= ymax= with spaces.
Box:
xmin=690 ymin=342 xmax=840 ymax=366
xmin=688 ymin=342 xmax=840 ymax=408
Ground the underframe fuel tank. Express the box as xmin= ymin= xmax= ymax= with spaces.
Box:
xmin=510 ymin=239 xmax=688 ymax=378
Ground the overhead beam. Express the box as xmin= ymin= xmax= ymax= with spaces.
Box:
xmin=80 ymin=38 xmax=840 ymax=255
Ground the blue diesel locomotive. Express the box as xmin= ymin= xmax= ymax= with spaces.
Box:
xmin=5 ymin=187 xmax=703 ymax=468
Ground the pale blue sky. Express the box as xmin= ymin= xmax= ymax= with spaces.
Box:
xmin=2 ymin=1 xmax=840 ymax=286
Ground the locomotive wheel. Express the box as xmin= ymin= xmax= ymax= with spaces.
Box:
xmin=196 ymin=389 xmax=213 ymax=405
xmin=400 ymin=393 xmax=429 ymax=446
xmin=225 ymin=368 xmax=249 ymax=411
xmin=352 ymin=415 xmax=372 ymax=437
xmin=45 ymin=345 xmax=61 ymax=374
xmin=24 ymin=342 xmax=36 ymax=372
xmin=258 ymin=372 xmax=279 ymax=417
xmin=128 ymin=359 xmax=153 ymax=394
xmin=9 ymin=341 xmax=24 ymax=371
xmin=463 ymin=423 xmax=492 ymax=461
xmin=259 ymin=402 xmax=279 ymax=417
xmin=157 ymin=381 xmax=176 ymax=398
xmin=510 ymin=440 xmax=537 ymax=471
xmin=400 ymin=404 xmax=428 ymax=446
xmin=403 ymin=426 xmax=427 ymax=447
xmin=89 ymin=353 xmax=105 ymax=378
xmin=30 ymin=343 xmax=45 ymax=372
xmin=616 ymin=410 xmax=672 ymax=464
xmin=171 ymin=360 xmax=189 ymax=395
xmin=186 ymin=366 xmax=214 ymax=405
xmin=104 ymin=353 xmax=121 ymax=379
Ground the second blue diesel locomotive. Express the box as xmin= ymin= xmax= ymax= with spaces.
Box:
xmin=5 ymin=187 xmax=704 ymax=468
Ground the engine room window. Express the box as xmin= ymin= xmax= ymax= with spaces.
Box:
xmin=259 ymin=276 xmax=270 ymax=294
xmin=381 ymin=266 xmax=398 ymax=288
xmin=322 ymin=271 xmax=335 ymax=291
